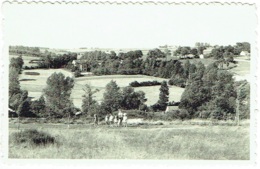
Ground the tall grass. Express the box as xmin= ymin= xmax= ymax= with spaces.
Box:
xmin=9 ymin=124 xmax=249 ymax=159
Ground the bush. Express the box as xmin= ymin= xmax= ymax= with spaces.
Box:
xmin=163 ymin=109 xmax=191 ymax=121
xmin=74 ymin=70 xmax=82 ymax=77
xmin=11 ymin=129 xmax=56 ymax=146
xmin=168 ymin=78 xmax=186 ymax=88
xmin=129 ymin=80 xmax=161 ymax=87
xmin=24 ymin=72 xmax=40 ymax=75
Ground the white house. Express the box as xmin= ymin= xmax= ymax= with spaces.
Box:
xmin=240 ymin=51 xmax=250 ymax=56
xmin=165 ymin=106 xmax=179 ymax=113
xmin=199 ymin=54 xmax=204 ymax=59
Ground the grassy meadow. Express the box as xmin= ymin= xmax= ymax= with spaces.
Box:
xmin=9 ymin=122 xmax=250 ymax=159
xmin=18 ymin=68 xmax=184 ymax=108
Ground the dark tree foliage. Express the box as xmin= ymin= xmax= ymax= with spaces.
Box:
xmin=179 ymin=62 xmax=237 ymax=119
xmin=30 ymin=95 xmax=46 ymax=117
xmin=10 ymin=56 xmax=24 ymax=74
xmin=157 ymin=81 xmax=169 ymax=111
xmin=101 ymin=80 xmax=122 ymax=113
xmin=37 ymin=52 xmax=77 ymax=69
xmin=147 ymin=49 xmax=166 ymax=59
xmin=9 ymin=67 xmax=21 ymax=97
xmin=121 ymin=87 xmax=147 ymax=110
xmin=43 ymin=72 xmax=74 ymax=118
xmin=81 ymin=84 xmax=99 ymax=116
xmin=9 ymin=46 xmax=42 ymax=57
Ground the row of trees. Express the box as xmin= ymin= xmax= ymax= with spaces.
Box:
xmin=9 ymin=57 xmax=33 ymax=118
xmin=208 ymin=42 xmax=250 ymax=60
xmin=36 ymin=52 xmax=77 ymax=69
xmin=9 ymin=46 xmax=43 ymax=57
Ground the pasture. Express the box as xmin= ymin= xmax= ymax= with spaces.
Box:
xmin=18 ymin=70 xmax=185 ymax=108
xmin=10 ymin=55 xmax=40 ymax=67
xmin=8 ymin=121 xmax=250 ymax=159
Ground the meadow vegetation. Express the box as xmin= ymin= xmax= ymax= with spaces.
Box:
xmin=9 ymin=123 xmax=250 ymax=159
xmin=8 ymin=44 xmax=251 ymax=159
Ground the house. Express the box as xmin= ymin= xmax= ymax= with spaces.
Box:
xmin=186 ymin=54 xmax=194 ymax=59
xmin=199 ymin=54 xmax=204 ymax=59
xmin=72 ymin=60 xmax=89 ymax=71
xmin=203 ymin=47 xmax=214 ymax=55
xmin=240 ymin=51 xmax=250 ymax=56
xmin=165 ymin=106 xmax=179 ymax=113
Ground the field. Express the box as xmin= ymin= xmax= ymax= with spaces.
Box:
xmin=10 ymin=55 xmax=40 ymax=67
xmin=19 ymin=69 xmax=184 ymax=108
xmin=9 ymin=122 xmax=250 ymax=159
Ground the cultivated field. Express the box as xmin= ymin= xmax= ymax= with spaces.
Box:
xmin=9 ymin=122 xmax=250 ymax=159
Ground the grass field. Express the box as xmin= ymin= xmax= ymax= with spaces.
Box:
xmin=18 ymin=70 xmax=184 ymax=108
xmin=15 ymin=55 xmax=249 ymax=107
xmin=10 ymin=55 xmax=40 ymax=67
xmin=9 ymin=122 xmax=250 ymax=159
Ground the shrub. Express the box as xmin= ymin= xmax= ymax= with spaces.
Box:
xmin=11 ymin=129 xmax=56 ymax=146
xmin=24 ymin=72 xmax=40 ymax=75
xmin=168 ymin=78 xmax=186 ymax=88
xmin=74 ymin=70 xmax=82 ymax=77
xmin=129 ymin=80 xmax=161 ymax=87
xmin=164 ymin=109 xmax=191 ymax=121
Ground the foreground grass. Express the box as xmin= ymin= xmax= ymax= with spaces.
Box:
xmin=9 ymin=124 xmax=249 ymax=159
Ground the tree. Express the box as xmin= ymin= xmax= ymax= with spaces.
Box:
xmin=147 ymin=49 xmax=166 ymax=59
xmin=9 ymin=66 xmax=21 ymax=97
xmin=30 ymin=95 xmax=46 ymax=117
xmin=121 ymin=87 xmax=147 ymax=110
xmin=43 ymin=72 xmax=74 ymax=118
xmin=10 ymin=56 xmax=24 ymax=74
xmin=102 ymin=80 xmax=122 ymax=113
xmin=81 ymin=84 xmax=99 ymax=115
xmin=16 ymin=90 xmax=32 ymax=117
xmin=157 ymin=81 xmax=169 ymax=110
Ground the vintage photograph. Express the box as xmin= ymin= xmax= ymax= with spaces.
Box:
xmin=2 ymin=1 xmax=256 ymax=160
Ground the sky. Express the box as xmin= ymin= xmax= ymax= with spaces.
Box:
xmin=2 ymin=3 xmax=257 ymax=49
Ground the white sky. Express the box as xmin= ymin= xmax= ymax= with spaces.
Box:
xmin=2 ymin=3 xmax=256 ymax=49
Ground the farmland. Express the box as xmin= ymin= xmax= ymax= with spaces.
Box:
xmin=18 ymin=68 xmax=184 ymax=108
xmin=10 ymin=55 xmax=40 ymax=67
xmin=16 ymin=55 xmax=250 ymax=108
xmin=9 ymin=121 xmax=250 ymax=159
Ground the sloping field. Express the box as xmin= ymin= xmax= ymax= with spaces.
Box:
xmin=72 ymin=75 xmax=184 ymax=108
xmin=18 ymin=70 xmax=184 ymax=108
xmin=10 ymin=55 xmax=40 ymax=67
xmin=19 ymin=69 xmax=73 ymax=99
xmin=9 ymin=124 xmax=250 ymax=159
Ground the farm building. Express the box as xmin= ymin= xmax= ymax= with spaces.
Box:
xmin=72 ymin=60 xmax=89 ymax=71
xmin=240 ymin=51 xmax=250 ymax=56
xmin=165 ymin=106 xmax=179 ymax=113
xmin=179 ymin=54 xmax=195 ymax=59
xmin=203 ymin=47 xmax=214 ymax=55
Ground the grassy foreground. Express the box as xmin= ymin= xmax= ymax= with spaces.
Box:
xmin=9 ymin=123 xmax=250 ymax=160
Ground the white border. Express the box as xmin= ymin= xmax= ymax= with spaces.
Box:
xmin=0 ymin=0 xmax=259 ymax=169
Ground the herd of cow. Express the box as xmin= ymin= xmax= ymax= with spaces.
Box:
xmin=93 ymin=109 xmax=128 ymax=127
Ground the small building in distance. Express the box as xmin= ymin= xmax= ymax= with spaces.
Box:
xmin=240 ymin=51 xmax=250 ymax=56
xmin=165 ymin=105 xmax=179 ymax=113
xmin=240 ymin=51 xmax=250 ymax=60
xmin=203 ymin=47 xmax=214 ymax=55
xmin=72 ymin=60 xmax=89 ymax=71
xmin=165 ymin=101 xmax=180 ymax=113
